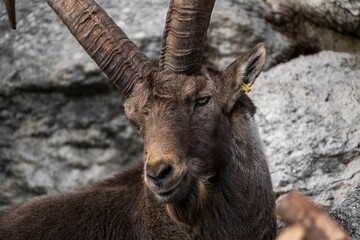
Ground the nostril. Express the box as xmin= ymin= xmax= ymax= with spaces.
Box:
xmin=147 ymin=164 xmax=172 ymax=184
xmin=157 ymin=165 xmax=172 ymax=180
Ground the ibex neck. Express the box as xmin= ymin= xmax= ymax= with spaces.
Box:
xmin=196 ymin=115 xmax=276 ymax=239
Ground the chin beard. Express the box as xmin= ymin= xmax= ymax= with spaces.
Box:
xmin=166 ymin=178 xmax=209 ymax=226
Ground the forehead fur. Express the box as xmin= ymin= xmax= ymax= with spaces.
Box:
xmin=124 ymin=66 xmax=222 ymax=119
xmin=148 ymin=68 xmax=215 ymax=100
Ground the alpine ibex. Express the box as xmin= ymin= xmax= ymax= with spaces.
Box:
xmin=1 ymin=0 xmax=277 ymax=239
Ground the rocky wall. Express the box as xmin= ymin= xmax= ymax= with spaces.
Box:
xmin=252 ymin=51 xmax=360 ymax=238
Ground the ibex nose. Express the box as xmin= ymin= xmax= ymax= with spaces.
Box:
xmin=146 ymin=163 xmax=172 ymax=186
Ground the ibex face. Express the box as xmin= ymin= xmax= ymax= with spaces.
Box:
xmin=124 ymin=71 xmax=218 ymax=204
xmin=124 ymin=43 xmax=266 ymax=207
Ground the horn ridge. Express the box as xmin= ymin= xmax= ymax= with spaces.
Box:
xmin=3 ymin=0 xmax=16 ymax=29
xmin=46 ymin=0 xmax=151 ymax=95
xmin=160 ymin=0 xmax=216 ymax=75
xmin=161 ymin=61 xmax=203 ymax=73
xmin=161 ymin=45 xmax=204 ymax=55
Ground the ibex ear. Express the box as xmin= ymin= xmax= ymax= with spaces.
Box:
xmin=223 ymin=43 xmax=266 ymax=113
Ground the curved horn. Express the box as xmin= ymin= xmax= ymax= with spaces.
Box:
xmin=46 ymin=0 xmax=151 ymax=95
xmin=160 ymin=0 xmax=215 ymax=75
xmin=3 ymin=0 xmax=16 ymax=29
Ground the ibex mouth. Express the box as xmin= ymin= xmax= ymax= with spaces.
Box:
xmin=158 ymin=179 xmax=182 ymax=197
xmin=152 ymin=172 xmax=188 ymax=203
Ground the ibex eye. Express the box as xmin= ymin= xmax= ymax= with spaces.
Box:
xmin=195 ymin=96 xmax=211 ymax=108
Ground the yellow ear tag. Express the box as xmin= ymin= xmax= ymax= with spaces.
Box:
xmin=240 ymin=82 xmax=251 ymax=93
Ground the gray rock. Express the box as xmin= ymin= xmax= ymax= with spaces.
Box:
xmin=208 ymin=0 xmax=292 ymax=69
xmin=252 ymin=51 xmax=360 ymax=238
xmin=332 ymin=186 xmax=360 ymax=239
xmin=266 ymin=0 xmax=360 ymax=37
xmin=0 ymin=87 xmax=143 ymax=205
xmin=266 ymin=0 xmax=360 ymax=54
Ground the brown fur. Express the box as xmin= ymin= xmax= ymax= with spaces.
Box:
xmin=0 ymin=45 xmax=276 ymax=239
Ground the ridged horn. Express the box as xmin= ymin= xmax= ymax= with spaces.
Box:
xmin=3 ymin=0 xmax=16 ymax=29
xmin=160 ymin=0 xmax=216 ymax=75
xmin=46 ymin=0 xmax=151 ymax=95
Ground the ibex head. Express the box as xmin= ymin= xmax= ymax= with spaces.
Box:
xmin=5 ymin=0 xmax=266 ymax=224
xmin=124 ymin=41 xmax=265 ymax=198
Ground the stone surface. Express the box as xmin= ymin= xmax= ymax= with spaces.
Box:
xmin=0 ymin=69 xmax=144 ymax=205
xmin=252 ymin=51 xmax=360 ymax=238
xmin=332 ymin=186 xmax=360 ymax=239
xmin=266 ymin=0 xmax=360 ymax=54
xmin=207 ymin=0 xmax=292 ymax=69
xmin=266 ymin=0 xmax=360 ymax=37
